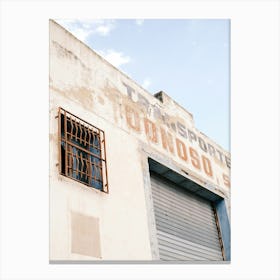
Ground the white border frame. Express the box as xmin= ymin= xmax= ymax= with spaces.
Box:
xmin=0 ymin=1 xmax=279 ymax=279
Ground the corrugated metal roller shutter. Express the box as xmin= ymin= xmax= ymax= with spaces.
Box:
xmin=150 ymin=174 xmax=223 ymax=261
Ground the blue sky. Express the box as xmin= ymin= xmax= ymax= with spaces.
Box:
xmin=56 ymin=19 xmax=230 ymax=151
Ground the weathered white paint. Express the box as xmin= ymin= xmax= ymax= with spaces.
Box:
xmin=49 ymin=19 xmax=230 ymax=261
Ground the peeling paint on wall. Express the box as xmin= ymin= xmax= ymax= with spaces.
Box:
xmin=50 ymin=85 xmax=94 ymax=111
xmin=49 ymin=20 xmax=230 ymax=262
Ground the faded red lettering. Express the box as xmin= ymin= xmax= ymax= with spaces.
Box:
xmin=223 ymin=173 xmax=230 ymax=187
xmin=144 ymin=118 xmax=157 ymax=143
xmin=160 ymin=127 xmax=174 ymax=154
xmin=202 ymin=156 xmax=213 ymax=177
xmin=125 ymin=106 xmax=140 ymax=132
xmin=189 ymin=147 xmax=201 ymax=170
xmin=176 ymin=138 xmax=188 ymax=161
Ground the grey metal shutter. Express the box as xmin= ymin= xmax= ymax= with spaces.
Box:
xmin=150 ymin=174 xmax=223 ymax=261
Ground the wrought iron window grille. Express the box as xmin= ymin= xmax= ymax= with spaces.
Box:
xmin=58 ymin=107 xmax=108 ymax=193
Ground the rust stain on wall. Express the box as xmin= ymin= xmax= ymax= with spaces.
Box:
xmin=98 ymin=96 xmax=105 ymax=105
xmin=71 ymin=211 xmax=102 ymax=258
xmin=50 ymin=85 xmax=94 ymax=111
xmin=103 ymin=84 xmax=123 ymax=123
xmin=103 ymin=84 xmax=121 ymax=103
xmin=49 ymin=133 xmax=56 ymax=142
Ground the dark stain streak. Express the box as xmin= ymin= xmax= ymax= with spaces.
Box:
xmin=52 ymin=40 xmax=91 ymax=72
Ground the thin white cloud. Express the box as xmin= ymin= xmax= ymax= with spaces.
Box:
xmin=95 ymin=25 xmax=111 ymax=36
xmin=135 ymin=19 xmax=144 ymax=26
xmin=142 ymin=78 xmax=151 ymax=89
xmin=55 ymin=19 xmax=115 ymax=42
xmin=97 ymin=49 xmax=131 ymax=68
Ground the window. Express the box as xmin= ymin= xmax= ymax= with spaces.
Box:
xmin=58 ymin=107 xmax=108 ymax=193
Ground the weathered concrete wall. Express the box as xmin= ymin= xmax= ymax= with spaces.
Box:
xmin=50 ymin=100 xmax=154 ymax=260
xmin=49 ymin=19 xmax=230 ymax=261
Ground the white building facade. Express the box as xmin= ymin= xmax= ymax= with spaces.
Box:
xmin=49 ymin=20 xmax=231 ymax=262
